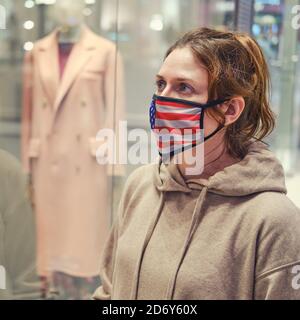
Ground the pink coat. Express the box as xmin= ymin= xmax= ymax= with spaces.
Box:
xmin=21 ymin=26 xmax=125 ymax=277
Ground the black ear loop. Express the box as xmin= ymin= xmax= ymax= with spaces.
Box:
xmin=191 ymin=98 xmax=229 ymax=150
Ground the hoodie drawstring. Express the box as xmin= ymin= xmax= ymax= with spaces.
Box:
xmin=130 ymin=192 xmax=166 ymax=300
xmin=130 ymin=186 xmax=208 ymax=300
xmin=165 ymin=186 xmax=208 ymax=300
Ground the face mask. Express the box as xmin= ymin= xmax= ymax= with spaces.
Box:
xmin=150 ymin=94 xmax=228 ymax=159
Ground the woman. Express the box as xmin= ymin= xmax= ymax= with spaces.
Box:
xmin=93 ymin=28 xmax=300 ymax=300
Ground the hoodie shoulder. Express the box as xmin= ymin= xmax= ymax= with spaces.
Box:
xmin=120 ymin=163 xmax=159 ymax=206
xmin=251 ymin=191 xmax=299 ymax=220
xmin=248 ymin=191 xmax=300 ymax=232
xmin=250 ymin=191 xmax=300 ymax=277
xmin=125 ymin=163 xmax=158 ymax=192
xmin=209 ymin=141 xmax=287 ymax=196
xmin=116 ymin=164 xmax=159 ymax=226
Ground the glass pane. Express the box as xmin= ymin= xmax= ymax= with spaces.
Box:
xmin=0 ymin=0 xmax=237 ymax=300
xmin=0 ymin=0 xmax=120 ymax=300
xmin=252 ymin=0 xmax=300 ymax=206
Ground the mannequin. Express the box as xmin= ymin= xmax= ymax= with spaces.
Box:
xmin=50 ymin=0 xmax=84 ymax=82
xmin=50 ymin=0 xmax=85 ymax=44
xmin=21 ymin=0 xmax=125 ymax=299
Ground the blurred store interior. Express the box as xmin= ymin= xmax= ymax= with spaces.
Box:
xmin=0 ymin=0 xmax=299 ymax=206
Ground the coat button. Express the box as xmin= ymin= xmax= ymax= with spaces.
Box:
xmin=43 ymin=101 xmax=47 ymax=108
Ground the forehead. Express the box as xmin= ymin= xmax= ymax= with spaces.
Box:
xmin=158 ymin=47 xmax=208 ymax=85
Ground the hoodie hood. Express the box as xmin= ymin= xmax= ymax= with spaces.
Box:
xmin=154 ymin=140 xmax=287 ymax=196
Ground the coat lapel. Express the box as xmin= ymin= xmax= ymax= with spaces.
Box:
xmin=53 ymin=27 xmax=96 ymax=112
xmin=37 ymin=29 xmax=60 ymax=107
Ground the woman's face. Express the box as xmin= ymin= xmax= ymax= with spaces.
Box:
xmin=155 ymin=47 xmax=221 ymax=139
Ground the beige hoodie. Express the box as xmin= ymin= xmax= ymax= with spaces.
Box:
xmin=93 ymin=141 xmax=300 ymax=300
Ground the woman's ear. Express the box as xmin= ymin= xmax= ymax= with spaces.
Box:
xmin=220 ymin=97 xmax=245 ymax=126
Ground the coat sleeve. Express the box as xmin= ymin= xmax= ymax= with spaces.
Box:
xmin=103 ymin=45 xmax=126 ymax=177
xmin=2 ymin=152 xmax=40 ymax=300
xmin=21 ymin=50 xmax=34 ymax=174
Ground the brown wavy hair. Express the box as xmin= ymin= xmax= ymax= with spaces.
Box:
xmin=165 ymin=27 xmax=276 ymax=159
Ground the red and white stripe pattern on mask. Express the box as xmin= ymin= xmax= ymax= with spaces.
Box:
xmin=150 ymin=94 xmax=204 ymax=158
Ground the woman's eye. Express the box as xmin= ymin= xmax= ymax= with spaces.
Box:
xmin=178 ymin=83 xmax=193 ymax=94
xmin=155 ymin=80 xmax=166 ymax=91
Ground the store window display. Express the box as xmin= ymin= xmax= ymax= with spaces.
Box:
xmin=93 ymin=28 xmax=300 ymax=300
xmin=0 ymin=0 xmax=236 ymax=301
xmin=21 ymin=0 xmax=125 ymax=299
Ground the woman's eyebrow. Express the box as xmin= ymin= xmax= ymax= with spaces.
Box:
xmin=176 ymin=77 xmax=195 ymax=83
xmin=156 ymin=74 xmax=197 ymax=85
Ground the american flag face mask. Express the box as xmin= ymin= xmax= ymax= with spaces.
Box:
xmin=150 ymin=94 xmax=228 ymax=160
